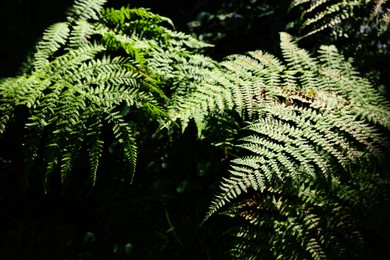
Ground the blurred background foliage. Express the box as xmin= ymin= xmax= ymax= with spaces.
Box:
xmin=0 ymin=0 xmax=389 ymax=259
xmin=289 ymin=0 xmax=390 ymax=94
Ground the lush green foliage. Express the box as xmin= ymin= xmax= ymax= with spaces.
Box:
xmin=174 ymin=31 xmax=390 ymax=258
xmin=290 ymin=0 xmax=390 ymax=88
xmin=224 ymin=169 xmax=388 ymax=259
xmin=0 ymin=0 xmax=214 ymax=192
xmin=1 ymin=0 xmax=389 ymax=259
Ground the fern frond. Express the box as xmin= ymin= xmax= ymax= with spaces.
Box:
xmin=0 ymin=78 xmax=22 ymax=135
xmin=66 ymin=0 xmax=106 ymax=22
xmin=86 ymin=112 xmax=104 ymax=186
xmin=280 ymin=32 xmax=317 ymax=73
xmin=34 ymin=22 xmax=70 ymax=71
xmin=200 ymin=33 xmax=390 ymax=222
xmin=316 ymin=45 xmax=390 ymax=126
xmin=68 ymin=20 xmax=95 ymax=48
xmin=107 ymin=111 xmax=137 ymax=183
xmin=42 ymin=88 xmax=87 ymax=190
xmin=47 ymin=43 xmax=106 ymax=75
xmin=102 ymin=6 xmax=174 ymax=28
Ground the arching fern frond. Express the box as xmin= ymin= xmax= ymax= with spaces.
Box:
xmin=196 ymin=33 xmax=390 ymax=221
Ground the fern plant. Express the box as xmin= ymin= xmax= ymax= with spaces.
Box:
xmin=0 ymin=0 xmax=214 ymax=191
xmin=1 ymin=0 xmax=390 ymax=258
xmin=170 ymin=32 xmax=390 ymax=257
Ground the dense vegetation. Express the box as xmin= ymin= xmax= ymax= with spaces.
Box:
xmin=1 ymin=0 xmax=389 ymax=259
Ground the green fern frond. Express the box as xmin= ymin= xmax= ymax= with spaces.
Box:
xmin=171 ymin=31 xmax=390 ymax=137
xmin=86 ymin=112 xmax=104 ymax=186
xmin=102 ymin=6 xmax=174 ymax=28
xmin=280 ymin=33 xmax=317 ymax=73
xmin=199 ymin=33 xmax=390 ymax=221
xmin=66 ymin=0 xmax=106 ymax=22
xmin=0 ymin=94 xmax=15 ymax=135
xmin=316 ymin=45 xmax=390 ymax=126
xmin=34 ymin=22 xmax=70 ymax=71
xmin=68 ymin=20 xmax=95 ymax=48
xmin=107 ymin=112 xmax=137 ymax=183
xmin=100 ymin=6 xmax=174 ymax=46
